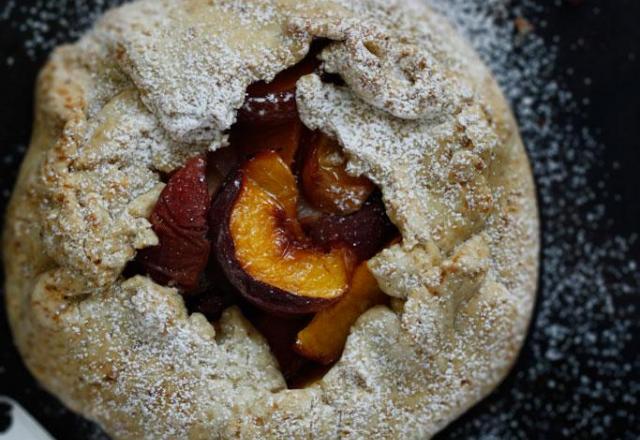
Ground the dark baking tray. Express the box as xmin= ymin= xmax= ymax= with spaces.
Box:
xmin=1 ymin=1 xmax=638 ymax=438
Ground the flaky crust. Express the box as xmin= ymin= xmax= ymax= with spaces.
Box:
xmin=3 ymin=0 xmax=539 ymax=439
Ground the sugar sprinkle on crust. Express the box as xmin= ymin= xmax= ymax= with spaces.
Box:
xmin=3 ymin=0 xmax=538 ymax=438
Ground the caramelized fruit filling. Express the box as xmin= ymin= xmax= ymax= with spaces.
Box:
xmin=231 ymin=118 xmax=303 ymax=167
xmin=134 ymin=51 xmax=398 ymax=386
xmin=236 ymin=56 xmax=319 ymax=127
xmin=211 ymin=151 xmax=352 ymax=315
xmin=295 ymin=262 xmax=388 ymax=364
xmin=137 ymin=155 xmax=210 ymax=292
xmin=301 ymin=131 xmax=374 ymax=214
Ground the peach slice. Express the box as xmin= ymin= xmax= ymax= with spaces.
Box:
xmin=301 ymin=132 xmax=374 ymax=215
xmin=210 ymin=151 xmax=351 ymax=315
xmin=295 ymin=262 xmax=388 ymax=364
xmin=230 ymin=118 xmax=304 ymax=167
xmin=237 ymin=57 xmax=319 ymax=126
xmin=206 ymin=146 xmax=240 ymax=197
xmin=305 ymin=194 xmax=397 ymax=262
xmin=138 ymin=156 xmax=210 ymax=292
xmin=250 ymin=311 xmax=311 ymax=381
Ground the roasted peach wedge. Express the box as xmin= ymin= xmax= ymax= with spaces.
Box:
xmin=295 ymin=262 xmax=388 ymax=364
xmin=138 ymin=155 xmax=210 ymax=292
xmin=236 ymin=57 xmax=319 ymax=126
xmin=249 ymin=311 xmax=311 ymax=381
xmin=305 ymin=193 xmax=398 ymax=262
xmin=230 ymin=118 xmax=304 ymax=167
xmin=206 ymin=146 xmax=240 ymax=197
xmin=301 ymin=132 xmax=374 ymax=215
xmin=210 ymin=151 xmax=352 ymax=315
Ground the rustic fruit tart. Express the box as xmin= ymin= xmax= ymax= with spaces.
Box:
xmin=3 ymin=0 xmax=539 ymax=438
xmin=134 ymin=50 xmax=399 ymax=382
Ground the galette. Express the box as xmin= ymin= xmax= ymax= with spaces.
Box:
xmin=3 ymin=0 xmax=539 ymax=438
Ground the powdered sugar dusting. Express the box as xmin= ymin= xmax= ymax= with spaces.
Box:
xmin=426 ymin=0 xmax=640 ymax=437
xmin=0 ymin=0 xmax=637 ymax=439
xmin=0 ymin=0 xmax=125 ymax=60
xmin=5 ymin=1 xmax=538 ymax=438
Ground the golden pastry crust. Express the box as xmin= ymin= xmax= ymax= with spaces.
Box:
xmin=3 ymin=0 xmax=539 ymax=439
